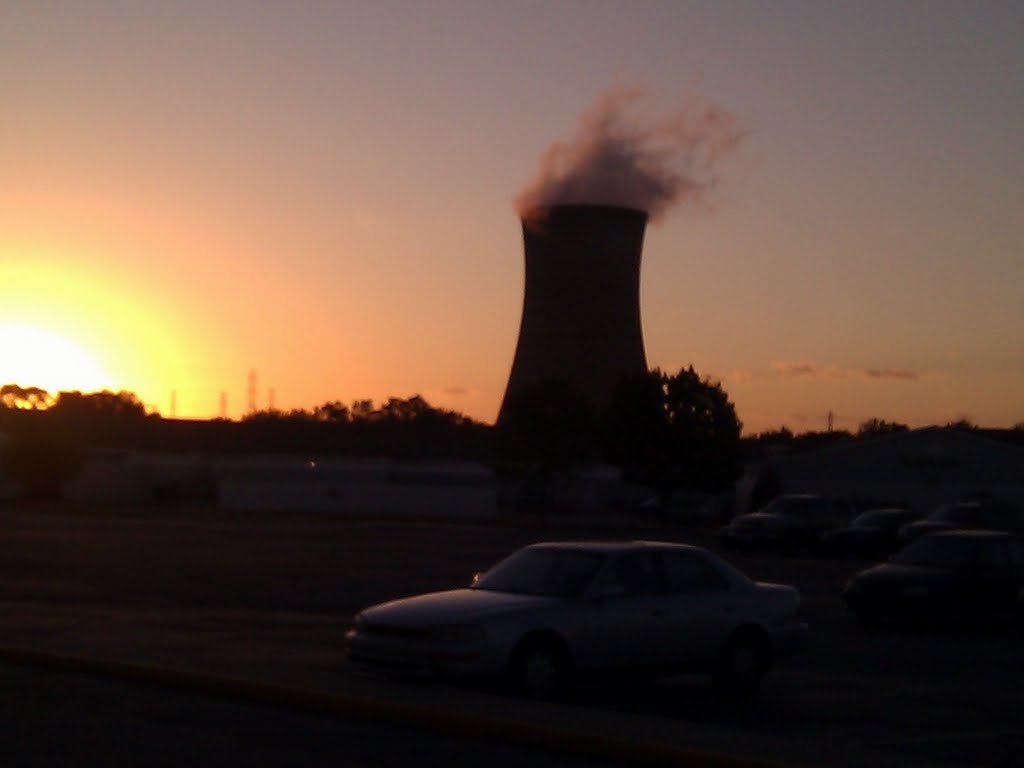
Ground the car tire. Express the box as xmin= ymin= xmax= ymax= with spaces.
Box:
xmin=508 ymin=636 xmax=569 ymax=700
xmin=713 ymin=632 xmax=771 ymax=696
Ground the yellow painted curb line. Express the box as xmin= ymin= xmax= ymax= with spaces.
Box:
xmin=0 ymin=646 xmax=790 ymax=768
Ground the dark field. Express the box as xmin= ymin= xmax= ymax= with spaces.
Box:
xmin=0 ymin=503 xmax=1020 ymax=768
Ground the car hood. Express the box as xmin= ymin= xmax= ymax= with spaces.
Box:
xmin=730 ymin=512 xmax=782 ymax=528
xmin=359 ymin=588 xmax=558 ymax=627
xmin=850 ymin=562 xmax=950 ymax=587
xmin=753 ymin=581 xmax=801 ymax=616
xmin=900 ymin=520 xmax=952 ymax=538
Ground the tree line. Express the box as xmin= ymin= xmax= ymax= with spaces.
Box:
xmin=0 ymin=369 xmax=742 ymax=504
xmin=3 ymin=377 xmax=1020 ymax=505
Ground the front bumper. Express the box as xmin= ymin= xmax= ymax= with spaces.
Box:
xmin=344 ymin=628 xmax=504 ymax=680
xmin=768 ymin=621 xmax=809 ymax=659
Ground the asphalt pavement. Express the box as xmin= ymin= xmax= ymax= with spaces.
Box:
xmin=0 ymin=503 xmax=1020 ymax=768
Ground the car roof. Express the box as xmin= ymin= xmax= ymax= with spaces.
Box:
xmin=926 ymin=529 xmax=1018 ymax=541
xmin=858 ymin=507 xmax=912 ymax=516
xmin=524 ymin=540 xmax=705 ymax=555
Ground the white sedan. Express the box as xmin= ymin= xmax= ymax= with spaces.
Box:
xmin=344 ymin=540 xmax=807 ymax=698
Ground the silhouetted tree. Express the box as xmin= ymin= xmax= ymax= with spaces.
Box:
xmin=602 ymin=368 xmax=673 ymax=505
xmin=51 ymin=390 xmax=148 ymax=422
xmin=350 ymin=399 xmax=377 ymax=422
xmin=380 ymin=395 xmax=433 ymax=423
xmin=0 ymin=384 xmax=53 ymax=410
xmin=945 ymin=418 xmax=976 ymax=431
xmin=495 ymin=379 xmax=597 ymax=515
xmin=857 ymin=418 xmax=910 ymax=438
xmin=753 ymin=427 xmax=794 ymax=443
xmin=313 ymin=401 xmax=351 ymax=423
xmin=603 ymin=367 xmax=743 ymax=510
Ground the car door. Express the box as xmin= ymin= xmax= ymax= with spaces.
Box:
xmin=967 ymin=539 xmax=1016 ymax=612
xmin=655 ymin=550 xmax=737 ymax=665
xmin=1009 ymin=539 xmax=1024 ymax=609
xmin=575 ymin=552 xmax=671 ymax=671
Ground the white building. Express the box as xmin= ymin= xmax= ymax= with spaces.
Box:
xmin=62 ymin=451 xmax=499 ymax=519
xmin=216 ymin=457 xmax=498 ymax=518
xmin=740 ymin=427 xmax=1024 ymax=515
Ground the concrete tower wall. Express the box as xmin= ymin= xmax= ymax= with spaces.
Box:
xmin=499 ymin=204 xmax=649 ymax=421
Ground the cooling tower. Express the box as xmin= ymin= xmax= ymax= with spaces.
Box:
xmin=499 ymin=204 xmax=649 ymax=422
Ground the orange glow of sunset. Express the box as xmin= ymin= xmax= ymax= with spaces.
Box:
xmin=3 ymin=5 xmax=1022 ymax=431
xmin=0 ymin=323 xmax=113 ymax=396
xmin=0 ymin=254 xmax=200 ymax=415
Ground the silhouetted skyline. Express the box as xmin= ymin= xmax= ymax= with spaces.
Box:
xmin=2 ymin=3 xmax=1023 ymax=433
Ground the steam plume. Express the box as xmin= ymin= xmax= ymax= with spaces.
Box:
xmin=515 ymin=86 xmax=743 ymax=223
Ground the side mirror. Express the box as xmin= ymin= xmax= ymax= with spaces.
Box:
xmin=470 ymin=572 xmax=482 ymax=587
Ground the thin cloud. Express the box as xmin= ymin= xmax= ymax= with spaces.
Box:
xmin=724 ymin=370 xmax=754 ymax=385
xmin=864 ymin=368 xmax=918 ymax=381
xmin=770 ymin=361 xmax=847 ymax=381
xmin=771 ymin=361 xmax=919 ymax=382
xmin=436 ymin=385 xmax=479 ymax=399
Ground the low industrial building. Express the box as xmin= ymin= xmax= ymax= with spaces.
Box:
xmin=737 ymin=427 xmax=1024 ymax=516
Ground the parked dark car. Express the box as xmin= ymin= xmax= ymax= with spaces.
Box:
xmin=842 ymin=529 xmax=1024 ymax=624
xmin=718 ymin=494 xmax=856 ymax=556
xmin=822 ymin=508 xmax=922 ymax=560
xmin=897 ymin=498 xmax=1024 ymax=544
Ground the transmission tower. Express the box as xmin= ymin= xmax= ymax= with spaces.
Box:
xmin=247 ymin=369 xmax=258 ymax=415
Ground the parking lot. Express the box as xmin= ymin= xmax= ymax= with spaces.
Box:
xmin=0 ymin=503 xmax=1020 ymax=767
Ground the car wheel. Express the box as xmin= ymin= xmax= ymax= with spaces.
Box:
xmin=713 ymin=632 xmax=770 ymax=696
xmin=508 ymin=636 xmax=568 ymax=700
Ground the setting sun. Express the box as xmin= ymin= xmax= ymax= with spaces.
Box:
xmin=0 ymin=323 xmax=113 ymax=396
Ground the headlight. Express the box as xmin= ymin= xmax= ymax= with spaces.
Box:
xmin=428 ymin=624 xmax=487 ymax=644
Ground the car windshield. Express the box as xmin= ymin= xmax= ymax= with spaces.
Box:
xmin=930 ymin=503 xmax=982 ymax=525
xmin=893 ymin=537 xmax=973 ymax=568
xmin=762 ymin=497 xmax=819 ymax=518
xmin=472 ymin=548 xmax=607 ymax=597
xmin=853 ymin=510 xmax=894 ymax=528
xmin=854 ymin=509 xmax=909 ymax=528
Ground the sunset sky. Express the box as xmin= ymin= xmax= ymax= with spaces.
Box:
xmin=2 ymin=2 xmax=1022 ymax=434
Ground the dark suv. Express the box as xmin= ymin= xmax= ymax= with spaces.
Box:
xmin=719 ymin=494 xmax=856 ymax=556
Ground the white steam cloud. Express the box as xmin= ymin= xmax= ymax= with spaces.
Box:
xmin=515 ymin=86 xmax=744 ymax=223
